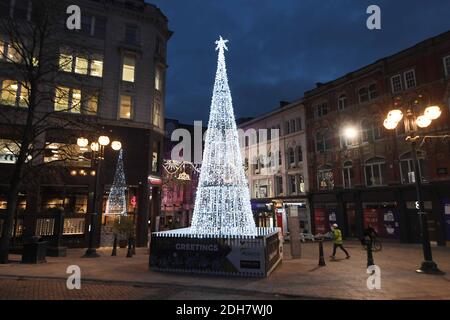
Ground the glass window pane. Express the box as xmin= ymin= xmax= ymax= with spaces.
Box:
xmin=120 ymin=95 xmax=132 ymax=119
xmin=1 ymin=80 xmax=18 ymax=106
xmin=59 ymin=54 xmax=73 ymax=72
xmin=90 ymin=59 xmax=103 ymax=77
xmin=122 ymin=55 xmax=135 ymax=82
xmin=0 ymin=40 xmax=5 ymax=59
xmin=54 ymin=87 xmax=70 ymax=111
xmin=18 ymin=83 xmax=29 ymax=107
xmin=86 ymin=94 xmax=98 ymax=114
xmin=71 ymin=89 xmax=81 ymax=113
xmin=75 ymin=57 xmax=88 ymax=75
xmin=365 ymin=166 xmax=372 ymax=186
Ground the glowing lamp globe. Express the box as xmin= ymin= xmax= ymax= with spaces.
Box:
xmin=98 ymin=135 xmax=110 ymax=146
xmin=416 ymin=115 xmax=432 ymax=128
xmin=383 ymin=118 xmax=397 ymax=130
xmin=90 ymin=142 xmax=99 ymax=152
xmin=424 ymin=106 xmax=441 ymax=120
xmin=387 ymin=109 xmax=403 ymax=123
xmin=343 ymin=127 xmax=358 ymax=139
xmin=77 ymin=137 xmax=89 ymax=148
xmin=111 ymin=141 xmax=122 ymax=151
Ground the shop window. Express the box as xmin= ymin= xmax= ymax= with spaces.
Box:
xmin=43 ymin=142 xmax=90 ymax=167
xmin=342 ymin=161 xmax=354 ymax=189
xmin=364 ymin=157 xmax=386 ymax=187
xmin=317 ymin=165 xmax=334 ymax=190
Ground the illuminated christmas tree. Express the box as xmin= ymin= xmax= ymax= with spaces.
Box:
xmin=190 ymin=36 xmax=257 ymax=236
xmin=105 ymin=149 xmax=127 ymax=216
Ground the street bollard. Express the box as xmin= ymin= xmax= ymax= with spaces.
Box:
xmin=111 ymin=234 xmax=117 ymax=256
xmin=126 ymin=237 xmax=133 ymax=258
xmin=318 ymin=239 xmax=326 ymax=266
xmin=366 ymin=238 xmax=375 ymax=267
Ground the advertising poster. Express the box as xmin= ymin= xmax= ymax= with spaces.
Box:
xmin=363 ymin=208 xmax=399 ymax=238
xmin=444 ymin=201 xmax=450 ymax=241
xmin=314 ymin=208 xmax=329 ymax=234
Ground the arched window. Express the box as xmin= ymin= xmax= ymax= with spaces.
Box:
xmin=399 ymin=151 xmax=426 ymax=184
xmin=338 ymin=94 xmax=347 ymax=111
xmin=342 ymin=161 xmax=354 ymax=189
xmin=317 ymin=164 xmax=334 ymax=190
xmin=364 ymin=157 xmax=386 ymax=186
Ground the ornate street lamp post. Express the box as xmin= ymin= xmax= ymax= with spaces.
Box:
xmin=77 ymin=135 xmax=121 ymax=258
xmin=383 ymin=102 xmax=444 ymax=274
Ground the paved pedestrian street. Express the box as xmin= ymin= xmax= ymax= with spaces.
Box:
xmin=0 ymin=241 xmax=449 ymax=300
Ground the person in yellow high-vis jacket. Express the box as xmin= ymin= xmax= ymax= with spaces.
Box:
xmin=330 ymin=223 xmax=350 ymax=259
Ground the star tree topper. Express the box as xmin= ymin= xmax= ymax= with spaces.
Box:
xmin=215 ymin=36 xmax=229 ymax=51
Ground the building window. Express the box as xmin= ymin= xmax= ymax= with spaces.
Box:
xmin=153 ymin=101 xmax=161 ymax=127
xmin=287 ymin=148 xmax=295 ymax=165
xmin=399 ymin=152 xmax=425 ymax=184
xmin=368 ymin=83 xmax=378 ymax=99
xmin=364 ymin=157 xmax=386 ymax=187
xmin=125 ymin=25 xmax=139 ymax=45
xmin=1 ymin=80 xmax=28 ymax=107
xmin=122 ymin=55 xmax=135 ymax=82
xmin=289 ymin=175 xmax=297 ymax=194
xmin=404 ymin=69 xmax=416 ymax=89
xmin=358 ymin=87 xmax=369 ymax=103
xmin=391 ymin=74 xmax=403 ymax=93
xmin=119 ymin=95 xmax=132 ymax=119
xmin=338 ymin=94 xmax=347 ymax=111
xmin=278 ymin=151 xmax=282 ymax=166
xmin=59 ymin=51 xmax=103 ymax=78
xmin=155 ymin=67 xmax=163 ymax=91
xmin=342 ymin=161 xmax=353 ymax=189
xmin=75 ymin=57 xmax=88 ymax=75
xmin=444 ymin=55 xmax=450 ymax=77
xmin=314 ymin=102 xmax=328 ymax=118
xmin=317 ymin=165 xmax=334 ymax=190
xmin=90 ymin=58 xmax=103 ymax=77
xmin=296 ymin=117 xmax=302 ymax=131
xmin=54 ymin=87 xmax=81 ymax=113
xmin=297 ymin=145 xmax=303 ymax=163
xmin=315 ymin=131 xmax=332 ymax=152
xmin=362 ymin=119 xmax=384 ymax=142
xmin=275 ymin=176 xmax=283 ymax=195
xmin=298 ymin=175 xmax=305 ymax=193
xmin=285 ymin=121 xmax=290 ymax=135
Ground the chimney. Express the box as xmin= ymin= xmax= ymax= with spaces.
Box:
xmin=279 ymin=101 xmax=290 ymax=108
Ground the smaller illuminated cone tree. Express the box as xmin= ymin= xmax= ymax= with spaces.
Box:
xmin=190 ymin=36 xmax=257 ymax=236
xmin=105 ymin=149 xmax=127 ymax=216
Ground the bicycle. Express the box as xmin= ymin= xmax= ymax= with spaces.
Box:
xmin=362 ymin=237 xmax=382 ymax=252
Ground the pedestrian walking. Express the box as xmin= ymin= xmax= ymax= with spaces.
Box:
xmin=330 ymin=223 xmax=350 ymax=259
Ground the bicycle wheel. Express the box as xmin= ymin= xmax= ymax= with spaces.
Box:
xmin=372 ymin=240 xmax=382 ymax=252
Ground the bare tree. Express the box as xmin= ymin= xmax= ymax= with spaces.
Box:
xmin=0 ymin=0 xmax=100 ymax=263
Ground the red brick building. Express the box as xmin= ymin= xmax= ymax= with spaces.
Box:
xmin=305 ymin=30 xmax=450 ymax=245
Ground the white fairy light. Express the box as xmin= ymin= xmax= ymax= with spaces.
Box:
xmin=190 ymin=36 xmax=257 ymax=237
xmin=105 ymin=149 xmax=127 ymax=216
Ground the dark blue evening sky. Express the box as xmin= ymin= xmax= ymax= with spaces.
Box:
xmin=149 ymin=0 xmax=450 ymax=123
